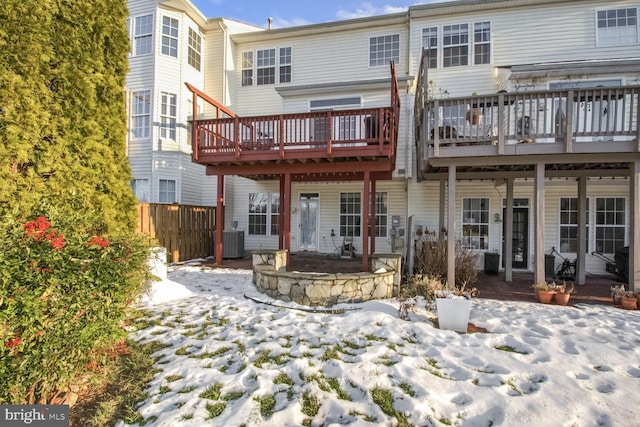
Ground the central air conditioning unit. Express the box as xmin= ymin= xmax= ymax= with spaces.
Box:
xmin=222 ymin=230 xmax=245 ymax=258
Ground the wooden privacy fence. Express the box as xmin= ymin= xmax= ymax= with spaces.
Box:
xmin=136 ymin=203 xmax=216 ymax=263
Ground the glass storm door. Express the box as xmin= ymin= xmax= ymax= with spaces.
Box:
xmin=299 ymin=194 xmax=319 ymax=251
xmin=503 ymin=200 xmax=529 ymax=269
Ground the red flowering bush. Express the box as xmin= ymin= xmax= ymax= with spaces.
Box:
xmin=0 ymin=213 xmax=151 ymax=404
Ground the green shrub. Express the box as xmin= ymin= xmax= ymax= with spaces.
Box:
xmin=0 ymin=213 xmax=150 ymax=404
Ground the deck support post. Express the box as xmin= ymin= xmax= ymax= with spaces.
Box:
xmin=370 ymin=178 xmax=376 ymax=255
xmin=362 ymin=171 xmax=371 ymax=272
xmin=534 ymin=162 xmax=546 ymax=285
xmin=577 ymin=176 xmax=587 ymax=285
xmin=439 ymin=178 xmax=446 ymax=236
xmin=505 ymin=177 xmax=514 ymax=282
xmin=630 ymin=161 xmax=640 ymax=292
xmin=279 ymin=177 xmax=285 ymax=250
xmin=447 ymin=166 xmax=456 ymax=290
xmin=283 ymin=173 xmax=292 ymax=268
xmin=215 ymin=175 xmax=225 ymax=266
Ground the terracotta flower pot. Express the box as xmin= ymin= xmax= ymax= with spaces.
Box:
xmin=620 ymin=296 xmax=638 ymax=310
xmin=554 ymin=292 xmax=571 ymax=306
xmin=536 ymin=290 xmax=555 ymax=304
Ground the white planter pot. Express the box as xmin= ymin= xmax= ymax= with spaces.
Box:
xmin=435 ymin=296 xmax=472 ymax=332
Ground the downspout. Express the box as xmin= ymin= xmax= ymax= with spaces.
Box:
xmin=217 ymin=19 xmax=229 ymax=106
xmin=217 ymin=19 xmax=229 ymax=229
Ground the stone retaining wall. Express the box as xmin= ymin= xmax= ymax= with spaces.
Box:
xmin=252 ymin=250 xmax=402 ymax=307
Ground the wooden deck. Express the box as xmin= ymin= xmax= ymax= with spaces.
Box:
xmin=413 ymin=52 xmax=640 ymax=178
xmin=187 ymin=63 xmax=400 ymax=180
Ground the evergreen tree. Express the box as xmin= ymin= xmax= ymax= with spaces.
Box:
xmin=0 ymin=0 xmax=136 ymax=233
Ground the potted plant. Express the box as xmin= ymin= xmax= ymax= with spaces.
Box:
xmin=532 ymin=282 xmax=557 ymax=304
xmin=466 ymin=92 xmax=481 ymax=125
xmin=610 ymin=284 xmax=626 ymax=305
xmin=434 ymin=283 xmax=478 ymax=332
xmin=620 ymin=291 xmax=638 ymax=310
xmin=553 ymin=282 xmax=575 ymax=306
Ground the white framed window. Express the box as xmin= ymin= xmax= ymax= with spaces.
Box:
xmin=270 ymin=194 xmax=280 ymax=235
xmin=340 ymin=193 xmax=361 ymax=237
xmin=243 ymin=48 xmax=291 ymax=86
xmin=161 ymin=16 xmax=179 ymax=57
xmin=369 ymin=34 xmax=399 ymax=67
xmin=242 ymin=52 xmax=253 ymax=86
xmin=597 ymin=8 xmax=638 ymax=47
xmin=559 ymin=197 xmax=589 ymax=253
xmin=158 ymin=179 xmax=176 ymax=204
xmin=257 ymin=49 xmax=276 ymax=85
xmin=443 ymin=24 xmax=469 ymax=67
xmin=132 ymin=90 xmax=151 ymax=138
xmin=131 ymin=179 xmax=150 ymax=202
xmin=595 ymin=197 xmax=626 ymax=254
xmin=421 ymin=27 xmax=438 ymax=69
xmin=462 ymin=198 xmax=489 ymax=250
xmin=473 ymin=21 xmax=491 ymax=65
xmin=133 ymin=14 xmax=153 ymax=56
xmin=375 ymin=192 xmax=388 ymax=237
xmin=160 ymin=92 xmax=177 ymax=140
xmin=279 ymin=47 xmax=291 ymax=83
xmin=248 ymin=193 xmax=279 ymax=235
xmin=187 ymin=28 xmax=202 ymax=71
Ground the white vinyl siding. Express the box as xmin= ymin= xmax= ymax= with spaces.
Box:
xmin=410 ymin=2 xmax=639 ymax=98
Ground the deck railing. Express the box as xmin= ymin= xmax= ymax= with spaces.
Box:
xmin=195 ymin=107 xmax=395 ymax=157
xmin=188 ymin=62 xmax=399 ymax=164
xmin=420 ymin=85 xmax=639 ymax=157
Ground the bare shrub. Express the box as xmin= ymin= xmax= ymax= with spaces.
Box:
xmin=413 ymin=237 xmax=479 ymax=288
xmin=399 ymin=274 xmax=446 ymax=306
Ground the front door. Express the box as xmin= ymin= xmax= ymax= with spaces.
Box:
xmin=503 ymin=201 xmax=529 ymax=269
xmin=299 ymin=193 xmax=319 ymax=251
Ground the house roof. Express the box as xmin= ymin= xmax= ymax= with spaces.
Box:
xmin=159 ymin=0 xmax=207 ymax=27
xmin=409 ymin=0 xmax=570 ymax=18
xmin=230 ymin=12 xmax=407 ymax=43
xmin=506 ymin=58 xmax=640 ymax=79
xmin=275 ymin=75 xmax=414 ymax=97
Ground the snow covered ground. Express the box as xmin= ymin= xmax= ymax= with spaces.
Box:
xmin=118 ymin=263 xmax=640 ymax=426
